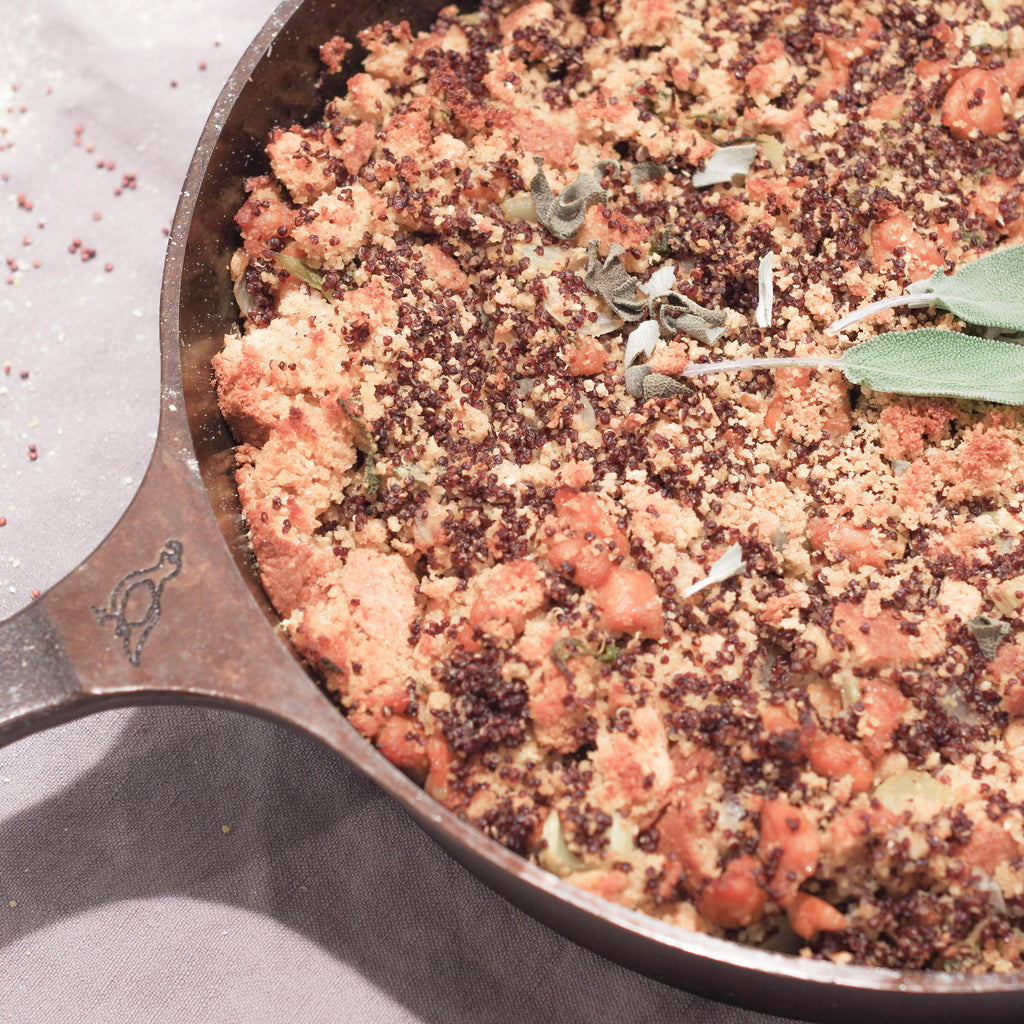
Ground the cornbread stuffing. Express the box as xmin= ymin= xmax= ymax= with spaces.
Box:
xmin=214 ymin=0 xmax=1024 ymax=971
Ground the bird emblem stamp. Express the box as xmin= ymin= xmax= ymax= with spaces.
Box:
xmin=91 ymin=539 xmax=183 ymax=666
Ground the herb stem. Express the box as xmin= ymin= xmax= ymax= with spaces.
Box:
xmin=682 ymin=355 xmax=842 ymax=378
xmin=826 ymin=293 xmax=935 ymax=335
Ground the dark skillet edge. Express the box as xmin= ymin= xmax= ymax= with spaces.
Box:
xmin=0 ymin=0 xmax=1013 ymax=1017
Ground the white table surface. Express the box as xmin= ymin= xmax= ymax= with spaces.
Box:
xmin=0 ymin=3 xmax=803 ymax=1021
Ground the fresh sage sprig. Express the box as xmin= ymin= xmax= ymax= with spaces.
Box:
xmin=827 ymin=244 xmax=1024 ymax=335
xmin=683 ymin=328 xmax=1024 ymax=405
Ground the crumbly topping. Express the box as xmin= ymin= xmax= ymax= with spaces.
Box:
xmin=214 ymin=0 xmax=1024 ymax=972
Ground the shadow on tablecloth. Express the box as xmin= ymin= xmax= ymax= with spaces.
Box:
xmin=0 ymin=705 xmax=794 ymax=1024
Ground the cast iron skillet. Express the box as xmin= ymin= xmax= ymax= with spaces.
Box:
xmin=1 ymin=1 xmax=1022 ymax=1018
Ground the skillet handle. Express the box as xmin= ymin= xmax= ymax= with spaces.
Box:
xmin=0 ymin=601 xmax=91 ymax=743
xmin=0 ymin=414 xmax=350 ymax=750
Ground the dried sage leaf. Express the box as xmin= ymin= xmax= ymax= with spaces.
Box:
xmin=967 ymin=615 xmax=1010 ymax=660
xmin=625 ymin=362 xmax=652 ymax=398
xmin=530 ymin=158 xmax=607 ymax=239
xmin=641 ymin=372 xmax=690 ymax=400
xmin=631 ymin=161 xmax=668 ymax=187
xmin=656 ymin=292 xmax=728 ymax=343
xmin=363 ymin=449 xmax=382 ymax=499
xmin=585 ymin=241 xmax=646 ymax=321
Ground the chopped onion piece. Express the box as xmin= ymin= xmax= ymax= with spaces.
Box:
xmin=757 ymin=134 xmax=786 ymax=173
xmin=579 ymin=310 xmax=624 ymax=337
xmin=519 ymin=244 xmax=571 ymax=274
xmin=573 ymin=395 xmax=597 ymax=431
xmin=691 ymin=143 xmax=757 ymax=188
xmin=756 ymin=252 xmax=774 ymax=328
xmin=682 ymin=542 xmax=746 ymax=597
xmin=501 ymin=191 xmax=538 ymax=223
xmin=639 ymin=264 xmax=677 ymax=299
xmin=873 ymin=771 xmax=951 ymax=817
xmin=624 ymin=319 xmax=660 ymax=369
xmin=975 ymin=872 xmax=1008 ymax=915
xmin=233 ymin=275 xmax=255 ymax=317
xmin=540 ymin=277 xmax=590 ymax=325
xmin=538 ymin=810 xmax=584 ymax=877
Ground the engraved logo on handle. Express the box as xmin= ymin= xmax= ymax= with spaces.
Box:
xmin=91 ymin=539 xmax=183 ymax=666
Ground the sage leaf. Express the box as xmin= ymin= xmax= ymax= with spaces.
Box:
xmin=656 ymin=292 xmax=727 ymax=343
xmin=967 ymin=614 xmax=1010 ymax=660
xmin=691 ymin=142 xmax=757 ymax=188
xmin=595 ymin=158 xmax=622 ymax=179
xmin=828 ymin=244 xmax=1024 ymax=335
xmin=364 ymin=449 xmax=382 ymax=499
xmin=630 ymin=161 xmax=668 ymax=187
xmin=683 ymin=328 xmax=1024 ymax=406
xmin=275 ymin=254 xmax=328 ymax=296
xmin=641 ymin=372 xmax=690 ymax=400
xmin=839 ymin=329 xmax=1024 ymax=403
xmin=530 ymin=158 xmax=607 ymax=239
xmin=625 ymin=362 xmax=652 ymax=398
xmin=585 ymin=241 xmax=646 ymax=320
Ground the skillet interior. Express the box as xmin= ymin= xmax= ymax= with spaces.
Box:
xmin=5 ymin=0 xmax=1023 ymax=1017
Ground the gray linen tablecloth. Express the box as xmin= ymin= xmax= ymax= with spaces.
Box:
xmin=0 ymin=3 xmax=806 ymax=1020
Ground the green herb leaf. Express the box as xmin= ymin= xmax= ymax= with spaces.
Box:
xmin=839 ymin=329 xmax=1024 ymax=403
xmin=828 ymin=244 xmax=1024 ymax=335
xmin=530 ymin=158 xmax=607 ymax=239
xmin=275 ymin=254 xmax=329 ymax=297
xmin=550 ymin=636 xmax=623 ymax=678
xmin=363 ymin=449 xmax=382 ymax=499
xmin=335 ymin=396 xmax=375 ymax=453
xmin=967 ymin=614 xmax=1010 ymax=660
xmin=683 ymin=328 xmax=1024 ymax=405
xmin=585 ymin=241 xmax=646 ymax=320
